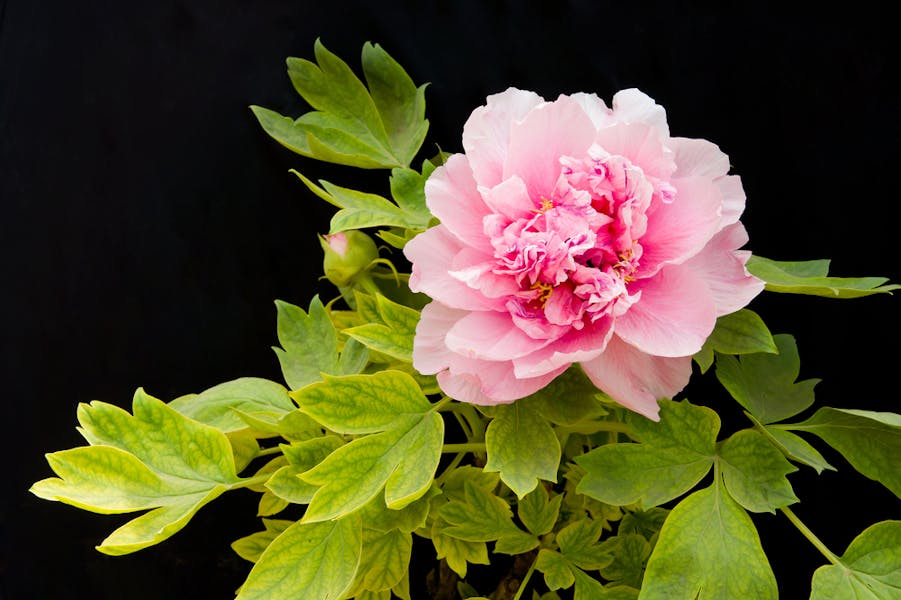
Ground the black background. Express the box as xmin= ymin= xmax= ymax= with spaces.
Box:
xmin=1 ymin=1 xmax=897 ymax=598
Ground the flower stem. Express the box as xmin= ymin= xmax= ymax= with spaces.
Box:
xmin=555 ymin=420 xmax=632 ymax=436
xmin=780 ymin=506 xmax=842 ymax=566
xmin=229 ymin=473 xmax=273 ymax=490
xmin=512 ymin=555 xmax=538 ymax=600
xmin=442 ymin=442 xmax=486 ymax=454
xmin=256 ymin=446 xmax=283 ymax=457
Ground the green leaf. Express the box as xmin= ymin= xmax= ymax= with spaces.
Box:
xmin=169 ymin=378 xmax=294 ymax=433
xmin=783 ymin=407 xmax=901 ymax=497
xmin=717 ymin=429 xmax=798 ymax=513
xmin=232 ymin=519 xmax=294 ymax=563
xmin=350 ymin=529 xmax=412 ymax=594
xmin=437 ymin=481 xmax=538 ymax=554
xmin=700 ymin=309 xmax=777 ymax=359
xmin=431 ymin=523 xmax=489 ymax=579
xmin=640 ymin=482 xmax=777 ymax=599
xmin=761 ymin=426 xmax=835 ymax=474
xmin=338 ymin=336 xmax=370 ymax=375
xmin=618 ymin=508 xmax=669 ymax=541
xmin=273 ymin=297 xmax=340 ymax=391
xmin=536 ymin=549 xmax=575 ymax=591
xmin=343 ymin=294 xmax=420 ymax=362
xmin=599 ymin=533 xmax=649 ymax=589
xmin=810 ymin=520 xmax=901 ymax=599
xmin=746 ymin=255 xmax=900 ymax=298
xmin=357 ymin=486 xmax=436 ymax=534
xmin=237 ymin=515 xmax=362 ymax=600
xmin=518 ymin=485 xmax=563 ymax=537
xmin=523 ymin=366 xmax=608 ymax=426
xmin=265 ymin=436 xmax=344 ymax=505
xmin=574 ymin=400 xmax=718 ymax=507
xmin=360 ymin=42 xmax=429 ymax=167
xmin=389 ymin=164 xmax=434 ymax=229
xmin=291 ymin=371 xmax=431 ymax=434
xmin=31 ymin=390 xmax=242 ymax=554
xmin=556 ymin=519 xmax=615 ymax=571
xmin=292 ymin=372 xmax=442 ymax=521
xmin=715 ymin=334 xmax=819 ymax=424
xmin=485 ymin=402 xmax=561 ymax=498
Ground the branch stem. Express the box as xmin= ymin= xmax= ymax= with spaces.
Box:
xmin=780 ymin=506 xmax=842 ymax=566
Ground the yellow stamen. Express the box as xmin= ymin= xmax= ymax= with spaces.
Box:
xmin=531 ymin=281 xmax=554 ymax=307
xmin=532 ymin=196 xmax=555 ymax=213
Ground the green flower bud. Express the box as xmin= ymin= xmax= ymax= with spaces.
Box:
xmin=319 ymin=230 xmax=379 ymax=288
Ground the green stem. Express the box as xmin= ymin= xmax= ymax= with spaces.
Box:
xmin=256 ymin=446 xmax=284 ymax=457
xmin=435 ymin=452 xmax=466 ymax=487
xmin=780 ymin=506 xmax=842 ymax=566
xmin=229 ymin=473 xmax=274 ymax=490
xmin=432 ymin=396 xmax=453 ymax=412
xmin=512 ymin=554 xmax=538 ymax=600
xmin=442 ymin=442 xmax=487 ymax=454
xmin=456 ymin=403 xmax=487 ymax=441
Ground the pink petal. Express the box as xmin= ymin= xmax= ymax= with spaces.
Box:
xmin=716 ymin=175 xmax=746 ymax=226
xmin=610 ymin=89 xmax=670 ymax=137
xmin=404 ymin=226 xmax=503 ymax=311
xmin=423 ymin=154 xmax=494 ymax=253
xmin=614 ymin=264 xmax=717 ymax=357
xmin=437 ymin=358 xmax=566 ymax=405
xmin=570 ymin=92 xmax=614 ymax=129
xmin=513 ymin=317 xmax=614 ymax=378
xmin=682 ymin=223 xmax=765 ymax=316
xmin=445 ymin=310 xmax=553 ymax=361
xmin=637 ymin=175 xmax=723 ymax=275
xmin=579 ymin=335 xmax=693 ymax=421
xmin=503 ymin=96 xmax=596 ymax=200
xmin=670 ymin=137 xmax=730 ymax=178
xmin=462 ymin=88 xmax=545 ymax=188
xmin=593 ymin=122 xmax=676 ymax=180
xmin=411 ymin=302 xmax=467 ymax=375
xmin=479 ymin=175 xmax=534 ymax=221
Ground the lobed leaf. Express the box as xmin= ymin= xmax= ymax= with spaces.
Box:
xmin=343 ymin=294 xmax=420 ymax=362
xmin=718 ymin=429 xmax=799 ymax=513
xmin=231 ymin=519 xmax=294 ymax=564
xmin=237 ymin=515 xmax=362 ymax=600
xmin=746 ymin=255 xmax=900 ymax=298
xmin=761 ymin=425 xmax=835 ymax=474
xmin=438 ymin=481 xmax=538 ymax=554
xmin=810 ymin=520 xmax=901 ymax=599
xmin=640 ymin=482 xmax=777 ymax=599
xmin=272 ymin=296 xmax=340 ymax=391
xmin=518 ymin=485 xmax=563 ymax=537
xmin=695 ymin=309 xmax=777 ymax=373
xmin=484 ymin=402 xmax=561 ymax=498
xmin=782 ymin=408 xmax=901 ymax=498
xmin=169 ymin=377 xmax=294 ymax=433
xmin=574 ymin=400 xmax=718 ymax=507
xmin=715 ymin=334 xmax=819 ymax=424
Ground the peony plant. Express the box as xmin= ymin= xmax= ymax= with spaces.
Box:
xmin=31 ymin=41 xmax=900 ymax=599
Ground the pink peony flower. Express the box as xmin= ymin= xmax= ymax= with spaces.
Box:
xmin=404 ymin=88 xmax=764 ymax=420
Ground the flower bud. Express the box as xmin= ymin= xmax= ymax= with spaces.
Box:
xmin=319 ymin=230 xmax=379 ymax=287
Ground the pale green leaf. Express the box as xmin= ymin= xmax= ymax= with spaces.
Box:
xmin=536 ymin=549 xmax=575 ymax=591
xmin=557 ymin=519 xmax=615 ymax=571
xmin=599 ymin=533 xmax=649 ymax=589
xmin=344 ymin=294 xmax=420 ymax=362
xmin=574 ymin=400 xmax=718 ymax=507
xmin=485 ymin=402 xmax=561 ymax=498
xmin=237 ymin=515 xmax=362 ymax=600
xmin=518 ymin=485 xmax=563 ymax=537
xmin=31 ymin=390 xmax=243 ymax=554
xmin=389 ymin=165 xmax=433 ymax=229
xmin=296 ymin=373 xmax=441 ymax=516
xmin=700 ymin=309 xmax=777 ymax=358
xmin=761 ymin=426 xmax=835 ymax=474
xmin=265 ymin=436 xmax=344 ymax=505
xmin=572 ymin=569 xmax=608 ymax=600
xmin=718 ymin=429 xmax=799 ymax=513
xmin=273 ymin=296 xmax=340 ymax=391
xmin=358 ymin=486 xmax=437 ymax=534
xmin=811 ymin=520 xmax=901 ymax=599
xmin=640 ymin=483 xmax=777 ymax=599
xmin=430 ymin=522 xmax=489 ymax=578
xmin=256 ymin=491 xmax=288 ymax=518
xmin=338 ymin=336 xmax=370 ymax=375
xmin=715 ymin=334 xmax=819 ymax=424
xmin=746 ymin=255 xmax=900 ymax=297
xmin=783 ymin=407 xmax=901 ymax=498
xmin=361 ymin=42 xmax=429 ymax=166
xmin=523 ymin=366 xmax=608 ymax=426
xmin=169 ymin=377 xmax=294 ymax=433
xmin=438 ymin=481 xmax=538 ymax=554
xmin=351 ymin=529 xmax=412 ymax=593
xmin=231 ymin=519 xmax=294 ymax=563
xmin=292 ymin=371 xmax=431 ymax=434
